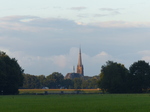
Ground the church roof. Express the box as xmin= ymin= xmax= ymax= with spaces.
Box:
xmin=64 ymin=73 xmax=83 ymax=79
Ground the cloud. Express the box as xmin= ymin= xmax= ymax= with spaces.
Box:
xmin=51 ymin=55 xmax=67 ymax=68
xmin=99 ymin=8 xmax=120 ymax=11
xmin=70 ymin=7 xmax=87 ymax=11
xmin=95 ymin=8 xmax=122 ymax=17
xmin=138 ymin=50 xmax=150 ymax=62
xmin=1 ymin=15 xmax=150 ymax=76
xmin=94 ymin=14 xmax=107 ymax=17
xmin=2 ymin=47 xmax=113 ymax=76
xmin=0 ymin=16 xmax=79 ymax=33
xmin=0 ymin=16 xmax=50 ymax=32
xmin=141 ymin=56 xmax=150 ymax=62
xmin=91 ymin=52 xmax=112 ymax=63
xmin=77 ymin=13 xmax=89 ymax=18
xmin=138 ymin=50 xmax=150 ymax=56
xmin=0 ymin=15 xmax=39 ymax=22
xmin=89 ymin=21 xmax=150 ymax=28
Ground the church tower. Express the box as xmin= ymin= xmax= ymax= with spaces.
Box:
xmin=77 ymin=48 xmax=84 ymax=76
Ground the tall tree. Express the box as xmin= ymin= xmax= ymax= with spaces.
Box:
xmin=23 ymin=74 xmax=40 ymax=89
xmin=99 ymin=61 xmax=129 ymax=93
xmin=129 ymin=60 xmax=150 ymax=93
xmin=0 ymin=51 xmax=24 ymax=95
xmin=46 ymin=72 xmax=64 ymax=89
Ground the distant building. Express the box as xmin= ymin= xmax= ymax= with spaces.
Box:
xmin=65 ymin=73 xmax=83 ymax=79
xmin=65 ymin=48 xmax=84 ymax=79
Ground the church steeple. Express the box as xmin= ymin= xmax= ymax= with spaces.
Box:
xmin=78 ymin=48 xmax=82 ymax=66
xmin=77 ymin=48 xmax=84 ymax=76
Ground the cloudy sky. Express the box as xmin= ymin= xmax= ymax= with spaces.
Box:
xmin=1 ymin=0 xmax=150 ymax=76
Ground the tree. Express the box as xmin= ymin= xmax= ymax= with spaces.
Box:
xmin=63 ymin=79 xmax=74 ymax=89
xmin=129 ymin=60 xmax=150 ymax=93
xmin=82 ymin=80 xmax=89 ymax=89
xmin=46 ymin=72 xmax=64 ymax=89
xmin=88 ymin=78 xmax=99 ymax=89
xmin=73 ymin=78 xmax=82 ymax=89
xmin=82 ymin=78 xmax=99 ymax=89
xmin=0 ymin=51 xmax=24 ymax=95
xmin=99 ymin=61 xmax=128 ymax=93
xmin=23 ymin=74 xmax=40 ymax=89
xmin=37 ymin=75 xmax=46 ymax=88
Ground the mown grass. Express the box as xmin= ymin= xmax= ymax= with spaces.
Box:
xmin=0 ymin=94 xmax=150 ymax=112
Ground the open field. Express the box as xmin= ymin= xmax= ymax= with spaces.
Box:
xmin=1 ymin=94 xmax=150 ymax=112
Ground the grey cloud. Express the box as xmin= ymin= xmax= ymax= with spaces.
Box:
xmin=27 ymin=18 xmax=78 ymax=28
xmin=94 ymin=14 xmax=107 ymax=17
xmin=0 ymin=16 xmax=80 ymax=34
xmin=0 ymin=15 xmax=39 ymax=22
xmin=98 ymin=8 xmax=122 ymax=17
xmin=100 ymin=8 xmax=118 ymax=11
xmin=93 ymin=12 xmax=120 ymax=17
xmin=77 ymin=14 xmax=89 ymax=18
xmin=70 ymin=7 xmax=87 ymax=11
xmin=1 ymin=16 xmax=150 ymax=75
xmin=111 ymin=11 xmax=121 ymax=15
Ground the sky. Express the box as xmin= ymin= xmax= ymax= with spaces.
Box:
xmin=1 ymin=0 xmax=150 ymax=76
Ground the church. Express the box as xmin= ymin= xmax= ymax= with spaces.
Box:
xmin=65 ymin=48 xmax=84 ymax=79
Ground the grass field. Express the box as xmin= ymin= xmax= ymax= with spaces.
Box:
xmin=0 ymin=94 xmax=150 ymax=112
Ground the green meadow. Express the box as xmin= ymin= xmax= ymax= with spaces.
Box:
xmin=0 ymin=94 xmax=150 ymax=112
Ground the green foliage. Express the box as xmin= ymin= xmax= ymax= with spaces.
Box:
xmin=23 ymin=74 xmax=41 ymax=89
xmin=63 ymin=79 xmax=74 ymax=89
xmin=22 ymin=72 xmax=99 ymax=89
xmin=37 ymin=75 xmax=46 ymax=88
xmin=73 ymin=78 xmax=82 ymax=89
xmin=0 ymin=51 xmax=24 ymax=95
xmin=99 ymin=60 xmax=150 ymax=93
xmin=23 ymin=72 xmax=64 ymax=89
xmin=82 ymin=78 xmax=98 ymax=89
xmin=99 ymin=61 xmax=129 ymax=93
xmin=46 ymin=72 xmax=64 ymax=89
xmin=128 ymin=60 xmax=150 ymax=93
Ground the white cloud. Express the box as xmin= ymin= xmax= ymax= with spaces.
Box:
xmin=0 ymin=16 xmax=63 ymax=32
xmin=138 ymin=50 xmax=150 ymax=62
xmin=89 ymin=21 xmax=150 ymax=28
xmin=51 ymin=55 xmax=67 ymax=68
xmin=0 ymin=47 xmax=113 ymax=76
xmin=141 ymin=56 xmax=150 ymax=62
xmin=138 ymin=50 xmax=150 ymax=56
xmin=1 ymin=15 xmax=150 ymax=76
xmin=91 ymin=51 xmax=112 ymax=63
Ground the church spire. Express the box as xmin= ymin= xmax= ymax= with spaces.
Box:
xmin=78 ymin=48 xmax=82 ymax=66
xmin=77 ymin=48 xmax=84 ymax=76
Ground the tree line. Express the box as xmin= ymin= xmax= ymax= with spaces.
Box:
xmin=1 ymin=50 xmax=150 ymax=94
xmin=99 ymin=60 xmax=150 ymax=93
xmin=22 ymin=72 xmax=99 ymax=89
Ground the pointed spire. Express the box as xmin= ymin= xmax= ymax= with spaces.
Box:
xmin=78 ymin=48 xmax=82 ymax=66
xmin=77 ymin=47 xmax=84 ymax=76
